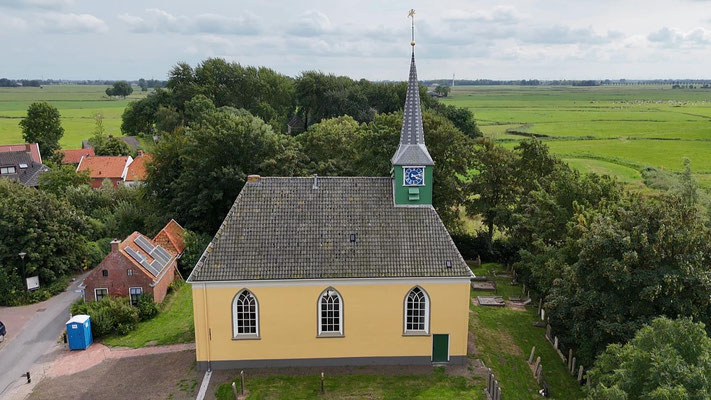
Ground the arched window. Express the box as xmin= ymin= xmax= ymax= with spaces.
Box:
xmin=318 ymin=288 xmax=343 ymax=336
xmin=404 ymin=286 xmax=429 ymax=334
xmin=232 ymin=289 xmax=259 ymax=338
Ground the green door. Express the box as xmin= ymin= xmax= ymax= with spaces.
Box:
xmin=432 ymin=334 xmax=449 ymax=362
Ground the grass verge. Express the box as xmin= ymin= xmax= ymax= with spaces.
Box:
xmin=470 ymin=263 xmax=584 ymax=400
xmin=102 ymin=282 xmax=194 ymax=348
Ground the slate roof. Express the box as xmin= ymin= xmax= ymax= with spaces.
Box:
xmin=392 ymin=52 xmax=434 ymax=166
xmin=189 ymin=177 xmax=472 ymax=282
xmin=0 ymin=151 xmax=49 ymax=186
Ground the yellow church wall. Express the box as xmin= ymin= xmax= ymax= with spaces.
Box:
xmin=191 ymin=279 xmax=470 ymax=365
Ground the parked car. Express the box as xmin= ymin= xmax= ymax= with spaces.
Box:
xmin=0 ymin=320 xmax=5 ymax=341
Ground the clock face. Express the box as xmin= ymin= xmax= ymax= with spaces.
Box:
xmin=404 ymin=167 xmax=425 ymax=186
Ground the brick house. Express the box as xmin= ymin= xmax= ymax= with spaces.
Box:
xmin=123 ymin=151 xmax=152 ymax=187
xmin=83 ymin=220 xmax=186 ymax=304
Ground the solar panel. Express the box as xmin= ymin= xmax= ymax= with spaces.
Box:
xmin=18 ymin=164 xmax=28 ymax=169
xmin=151 ymin=246 xmax=171 ymax=264
xmin=134 ymin=235 xmax=155 ymax=254
xmin=124 ymin=247 xmax=145 ymax=264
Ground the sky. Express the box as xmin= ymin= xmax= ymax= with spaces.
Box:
xmin=1 ymin=0 xmax=711 ymax=80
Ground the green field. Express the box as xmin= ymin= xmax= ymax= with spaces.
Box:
xmin=0 ymin=85 xmax=148 ymax=149
xmin=443 ymin=85 xmax=711 ymax=187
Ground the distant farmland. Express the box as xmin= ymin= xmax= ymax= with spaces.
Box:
xmin=443 ymin=85 xmax=711 ymax=188
xmin=0 ymin=85 xmax=149 ymax=149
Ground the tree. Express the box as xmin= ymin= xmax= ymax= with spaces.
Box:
xmin=39 ymin=164 xmax=90 ymax=195
xmin=95 ymin=137 xmax=131 ymax=156
xmin=121 ymin=88 xmax=171 ymax=135
xmin=106 ymin=81 xmax=133 ymax=98
xmin=0 ymin=180 xmax=91 ymax=305
xmin=587 ymin=317 xmax=711 ymax=400
xmin=138 ymin=78 xmax=148 ymax=92
xmin=146 ymin=109 xmax=306 ymax=233
xmin=297 ymin=115 xmax=362 ymax=176
xmin=179 ymin=230 xmax=212 ymax=276
xmin=434 ymin=85 xmax=451 ymax=97
xmin=467 ymin=138 xmax=518 ymax=244
xmin=546 ymin=193 xmax=711 ymax=365
xmin=19 ymin=102 xmax=64 ymax=159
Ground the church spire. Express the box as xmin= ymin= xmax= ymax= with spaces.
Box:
xmin=392 ymin=9 xmax=434 ymax=167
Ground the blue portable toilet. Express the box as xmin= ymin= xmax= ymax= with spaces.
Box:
xmin=66 ymin=315 xmax=93 ymax=350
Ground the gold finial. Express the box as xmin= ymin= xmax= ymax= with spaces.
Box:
xmin=408 ymin=9 xmax=415 ymax=46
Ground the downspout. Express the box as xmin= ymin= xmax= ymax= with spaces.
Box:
xmin=202 ymin=283 xmax=212 ymax=371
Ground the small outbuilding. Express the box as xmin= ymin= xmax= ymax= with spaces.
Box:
xmin=66 ymin=315 xmax=93 ymax=350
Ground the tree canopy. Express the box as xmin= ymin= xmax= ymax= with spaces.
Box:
xmin=19 ymin=101 xmax=64 ymax=158
xmin=106 ymin=81 xmax=134 ymax=98
xmin=587 ymin=317 xmax=711 ymax=400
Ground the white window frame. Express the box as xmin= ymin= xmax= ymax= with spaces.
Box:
xmin=317 ymin=287 xmax=344 ymax=337
xmin=403 ymin=286 xmax=430 ymax=335
xmin=232 ymin=289 xmax=260 ymax=339
xmin=127 ymin=269 xmax=133 ymax=276
xmin=94 ymin=288 xmax=108 ymax=301
xmin=129 ymin=287 xmax=143 ymax=306
xmin=402 ymin=166 xmax=425 ymax=187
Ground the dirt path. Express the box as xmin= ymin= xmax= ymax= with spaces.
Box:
xmin=29 ymin=350 xmax=200 ymax=400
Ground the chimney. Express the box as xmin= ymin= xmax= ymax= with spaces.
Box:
xmin=25 ymin=143 xmax=32 ymax=153
xmin=108 ymin=134 xmax=114 ymax=139
xmin=247 ymin=174 xmax=261 ymax=183
xmin=137 ymin=150 xmax=144 ymax=157
xmin=110 ymin=239 xmax=120 ymax=252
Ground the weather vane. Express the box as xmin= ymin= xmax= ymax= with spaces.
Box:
xmin=408 ymin=9 xmax=415 ymax=47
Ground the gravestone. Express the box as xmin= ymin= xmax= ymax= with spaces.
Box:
xmin=528 ymin=346 xmax=536 ymax=364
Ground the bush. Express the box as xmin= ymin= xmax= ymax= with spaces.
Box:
xmin=70 ymin=296 xmax=140 ymax=338
xmin=136 ymin=293 xmax=158 ymax=321
xmin=451 ymin=233 xmax=490 ymax=261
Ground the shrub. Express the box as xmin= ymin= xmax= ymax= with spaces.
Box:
xmin=136 ymin=293 xmax=158 ymax=321
xmin=70 ymin=296 xmax=139 ymax=338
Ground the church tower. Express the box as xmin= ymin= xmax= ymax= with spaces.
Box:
xmin=392 ymin=10 xmax=434 ymax=206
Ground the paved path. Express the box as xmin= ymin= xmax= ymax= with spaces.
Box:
xmin=0 ymin=274 xmax=87 ymax=397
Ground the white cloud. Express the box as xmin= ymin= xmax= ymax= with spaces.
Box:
xmin=441 ymin=6 xmax=521 ymax=24
xmin=40 ymin=13 xmax=108 ymax=33
xmin=0 ymin=0 xmax=73 ymax=9
xmin=522 ymin=26 xmax=619 ymax=45
xmin=0 ymin=14 xmax=27 ymax=30
xmin=286 ymin=10 xmax=333 ymax=37
xmin=648 ymin=27 xmax=711 ymax=47
xmin=119 ymin=8 xmax=262 ymax=35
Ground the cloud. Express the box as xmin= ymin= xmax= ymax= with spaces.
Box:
xmin=648 ymin=27 xmax=711 ymax=47
xmin=119 ymin=8 xmax=262 ymax=35
xmin=0 ymin=14 xmax=27 ymax=30
xmin=522 ymin=26 xmax=619 ymax=45
xmin=286 ymin=10 xmax=333 ymax=37
xmin=0 ymin=0 xmax=73 ymax=9
xmin=40 ymin=13 xmax=108 ymax=33
xmin=441 ymin=6 xmax=521 ymax=24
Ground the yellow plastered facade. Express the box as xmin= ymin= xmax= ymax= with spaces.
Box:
xmin=192 ymin=280 xmax=470 ymax=363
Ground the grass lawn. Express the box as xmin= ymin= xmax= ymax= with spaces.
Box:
xmin=102 ymin=282 xmax=194 ymax=348
xmin=469 ymin=263 xmax=584 ymax=400
xmin=215 ymin=368 xmax=484 ymax=400
xmin=0 ymin=85 xmax=149 ymax=149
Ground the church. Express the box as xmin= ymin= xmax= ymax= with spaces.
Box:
xmin=187 ymin=32 xmax=473 ymax=371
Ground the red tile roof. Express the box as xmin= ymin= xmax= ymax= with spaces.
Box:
xmin=124 ymin=153 xmax=152 ymax=182
xmin=76 ymin=156 xmax=131 ymax=179
xmin=57 ymin=148 xmax=95 ymax=164
xmin=154 ymin=219 xmax=186 ymax=255
xmin=0 ymin=143 xmax=42 ymax=163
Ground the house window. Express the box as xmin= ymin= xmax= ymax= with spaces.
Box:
xmin=129 ymin=287 xmax=143 ymax=306
xmin=404 ymin=286 xmax=430 ymax=334
xmin=0 ymin=166 xmax=16 ymax=175
xmin=127 ymin=269 xmax=133 ymax=276
xmin=102 ymin=269 xmax=108 ymax=277
xmin=318 ymin=288 xmax=343 ymax=336
xmin=95 ymin=288 xmax=108 ymax=301
xmin=232 ymin=289 xmax=259 ymax=338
